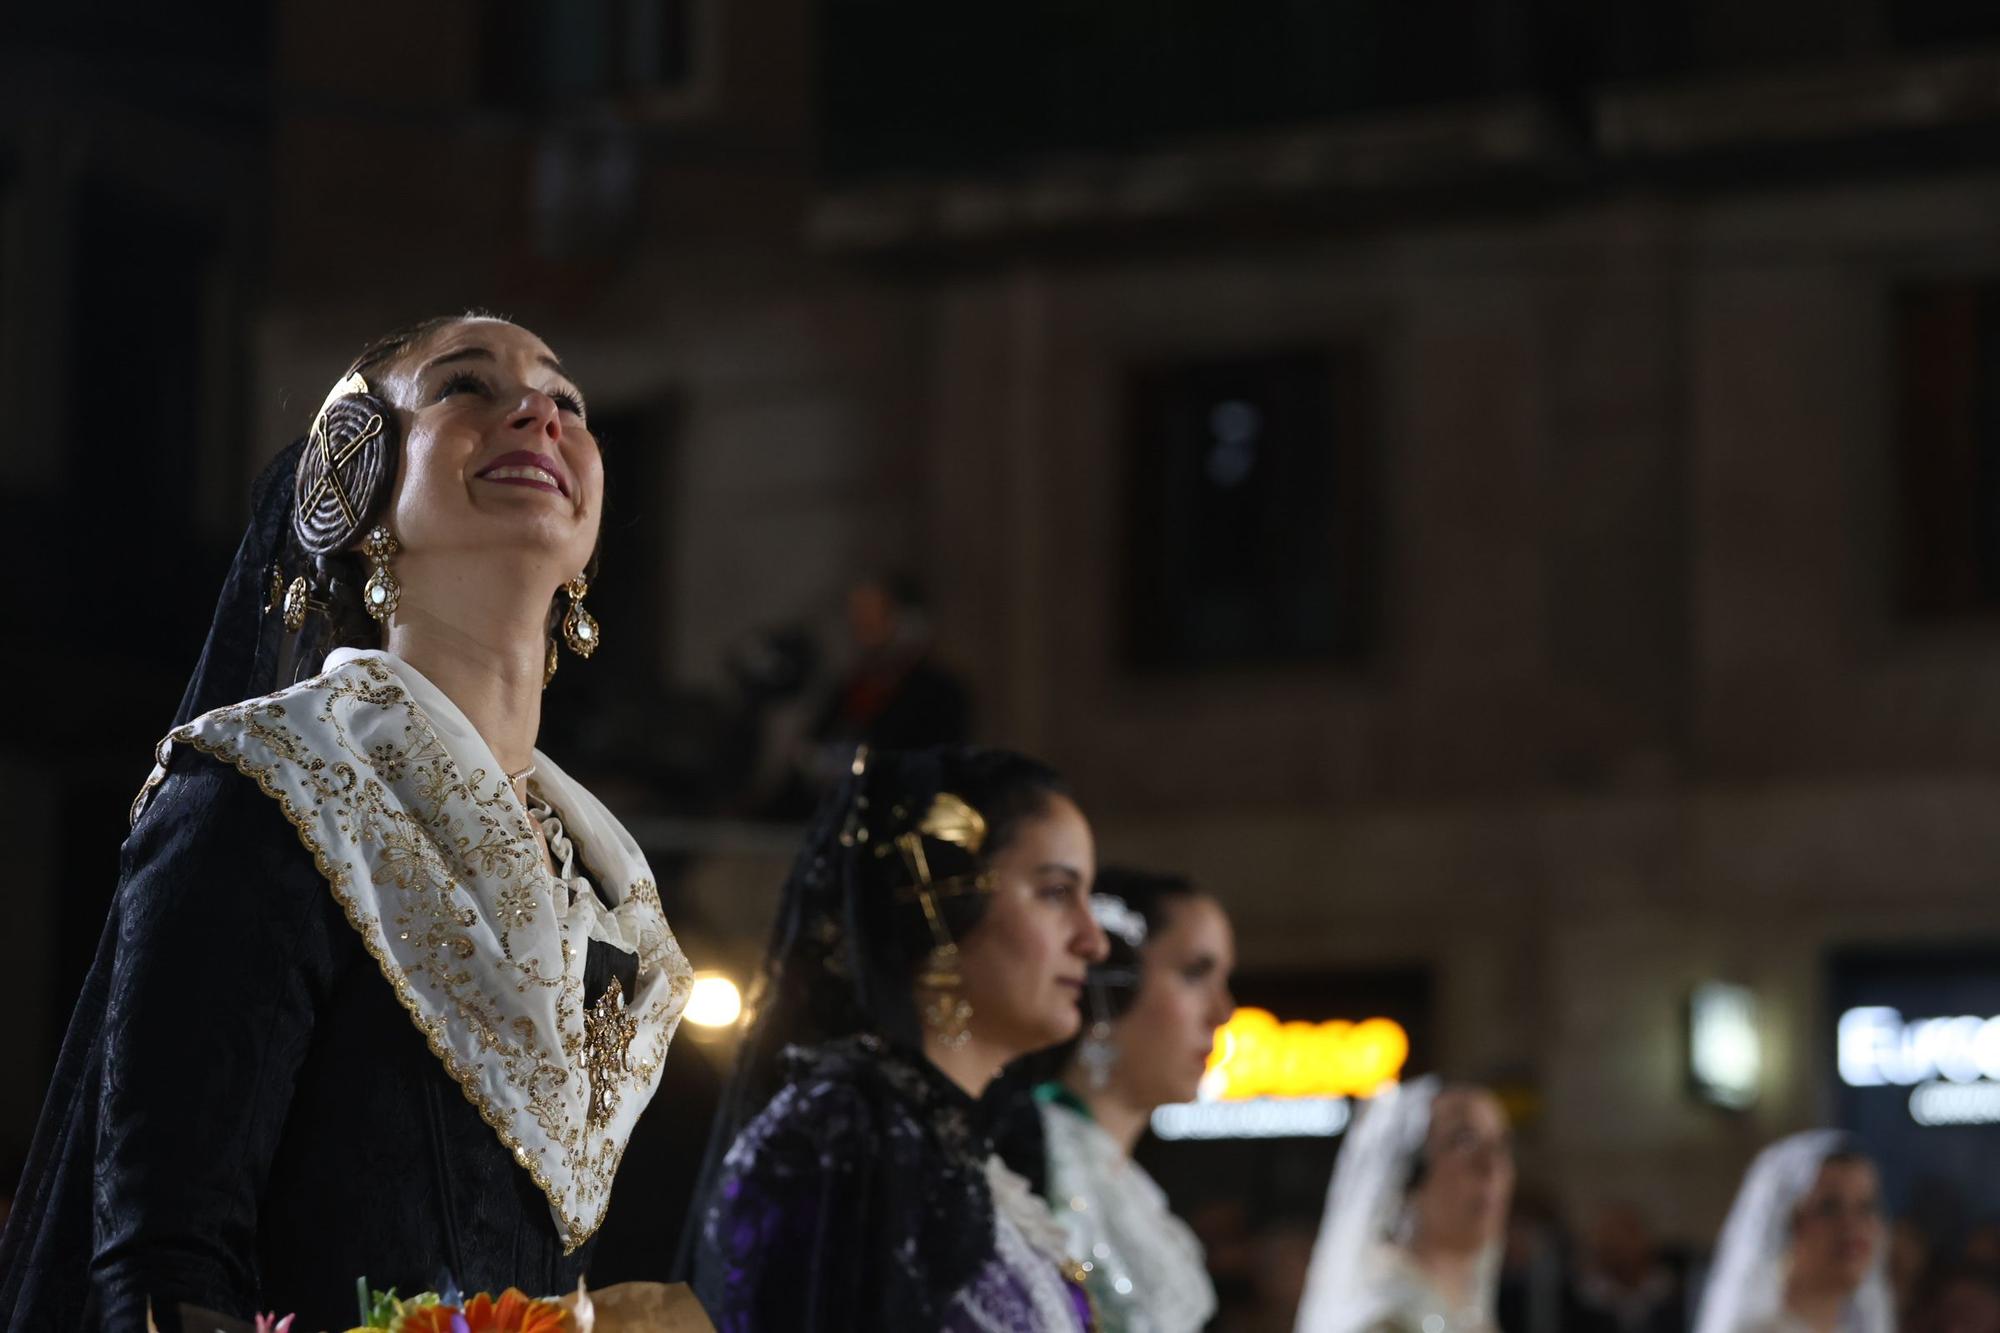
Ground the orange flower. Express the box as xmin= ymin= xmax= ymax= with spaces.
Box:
xmin=462 ymin=1290 xmax=567 ymax=1333
xmin=389 ymin=1288 xmax=566 ymax=1333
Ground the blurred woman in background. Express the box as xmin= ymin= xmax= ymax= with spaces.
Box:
xmin=999 ymin=866 xmax=1235 ymax=1333
xmin=686 ymin=744 xmax=1108 ymax=1330
xmin=1693 ymin=1131 xmax=1892 ymax=1333
xmin=1294 ymin=1078 xmax=1516 ymax=1333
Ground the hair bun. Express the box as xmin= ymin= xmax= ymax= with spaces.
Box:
xmin=293 ymin=385 xmax=399 ymax=557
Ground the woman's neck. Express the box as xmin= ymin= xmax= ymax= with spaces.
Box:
xmin=1066 ymin=1075 xmax=1150 ymax=1157
xmin=383 ymin=567 xmax=551 ymax=774
xmin=922 ymin=1031 xmax=1009 ymax=1101
xmin=1406 ymin=1232 xmax=1482 ymax=1312
xmin=1784 ymin=1276 xmax=1848 ymax=1333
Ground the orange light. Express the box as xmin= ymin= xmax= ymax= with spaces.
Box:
xmin=1200 ymin=1008 xmax=1410 ymax=1102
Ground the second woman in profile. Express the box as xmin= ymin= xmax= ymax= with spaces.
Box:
xmin=687 ymin=744 xmax=1109 ymax=1330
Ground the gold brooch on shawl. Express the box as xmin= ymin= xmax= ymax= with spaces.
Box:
xmin=582 ymin=977 xmax=637 ymax=1129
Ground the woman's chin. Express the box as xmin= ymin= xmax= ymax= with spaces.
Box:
xmin=1034 ymin=1011 xmax=1083 ymax=1049
xmin=470 ymin=501 xmax=593 ymax=557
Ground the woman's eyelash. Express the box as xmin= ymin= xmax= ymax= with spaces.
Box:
xmin=437 ymin=370 xmax=492 ymax=400
xmin=435 ymin=372 xmax=585 ymax=420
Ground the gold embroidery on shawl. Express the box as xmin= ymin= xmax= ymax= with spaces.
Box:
xmin=154 ymin=658 xmax=692 ymax=1251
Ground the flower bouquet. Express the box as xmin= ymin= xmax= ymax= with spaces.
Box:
xmin=167 ymin=1278 xmax=713 ymax=1333
xmin=351 ymin=1282 xmax=567 ymax=1332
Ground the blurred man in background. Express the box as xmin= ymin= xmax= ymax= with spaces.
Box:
xmin=1571 ymin=1200 xmax=1689 ymax=1333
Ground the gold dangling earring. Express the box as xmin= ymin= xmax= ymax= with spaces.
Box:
xmin=361 ymin=526 xmax=401 ymax=622
xmin=561 ymin=574 xmax=600 ymax=657
xmin=917 ymin=942 xmax=974 ymax=1049
xmin=280 ymin=576 xmax=328 ymax=633
xmin=544 ymin=638 xmax=559 ymax=688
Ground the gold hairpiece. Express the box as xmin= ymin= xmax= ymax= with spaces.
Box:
xmin=916 ymin=792 xmax=987 ymax=856
xmin=873 ymin=790 xmax=999 ymax=955
xmin=297 ymin=371 xmax=384 ymax=528
xmin=316 ymin=371 xmax=369 ymax=430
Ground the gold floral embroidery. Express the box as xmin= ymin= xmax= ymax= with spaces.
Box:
xmin=136 ymin=657 xmax=693 ymax=1251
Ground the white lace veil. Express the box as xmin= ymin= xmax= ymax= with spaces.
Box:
xmin=1692 ymin=1130 xmax=1895 ymax=1333
xmin=1296 ymin=1076 xmax=1475 ymax=1333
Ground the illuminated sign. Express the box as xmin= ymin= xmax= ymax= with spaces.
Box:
xmin=1689 ymin=982 xmax=1761 ymax=1110
xmin=1149 ymin=1008 xmax=1410 ymax=1141
xmin=1828 ymin=951 xmax=2000 ymax=1218
xmin=1152 ymin=1097 xmax=1351 ymax=1141
xmin=1838 ymin=1006 xmax=2000 ymax=1086
xmin=1909 ymin=1083 xmax=2000 ymax=1127
xmin=1838 ymin=1005 xmax=2000 ymax=1128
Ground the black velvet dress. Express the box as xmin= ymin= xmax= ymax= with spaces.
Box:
xmin=0 ymin=752 xmax=621 ymax=1331
xmin=691 ymin=1035 xmax=1092 ymax=1333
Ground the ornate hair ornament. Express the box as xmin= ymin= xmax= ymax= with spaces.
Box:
xmin=883 ymin=791 xmax=997 ymax=1048
xmin=832 ymin=749 xmax=994 ymax=1048
xmin=1090 ymin=893 xmax=1149 ymax=950
xmin=293 ymin=369 xmax=399 ymax=559
xmin=916 ymin=792 xmax=988 ymax=855
xmin=884 ymin=793 xmax=996 ymax=906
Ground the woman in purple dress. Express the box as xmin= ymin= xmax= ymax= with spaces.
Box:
xmin=687 ymin=745 xmax=1109 ymax=1331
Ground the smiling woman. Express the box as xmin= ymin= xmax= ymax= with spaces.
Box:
xmin=0 ymin=315 xmax=694 ymax=1333
xmin=684 ymin=744 xmax=1111 ymax=1331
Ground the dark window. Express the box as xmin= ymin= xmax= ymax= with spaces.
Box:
xmin=1891 ymin=282 xmax=2000 ymax=622
xmin=482 ymin=0 xmax=702 ymax=110
xmin=1124 ymin=348 xmax=1377 ymax=672
xmin=1886 ymin=0 xmax=2000 ymax=51
xmin=821 ymin=0 xmax=1521 ymax=178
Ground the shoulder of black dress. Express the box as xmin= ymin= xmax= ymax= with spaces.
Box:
xmin=124 ymin=747 xmax=326 ymax=890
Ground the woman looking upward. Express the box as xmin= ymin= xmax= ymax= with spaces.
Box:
xmin=0 ymin=315 xmax=693 ymax=1331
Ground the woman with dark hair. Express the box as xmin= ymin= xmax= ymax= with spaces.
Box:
xmin=0 ymin=316 xmax=693 ymax=1331
xmin=1294 ymin=1078 xmax=1515 ymax=1333
xmin=687 ymin=744 xmax=1109 ymax=1331
xmin=999 ymin=867 xmax=1235 ymax=1333
xmin=1692 ymin=1133 xmax=1892 ymax=1333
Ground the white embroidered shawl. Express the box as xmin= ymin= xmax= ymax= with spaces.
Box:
xmin=133 ymin=648 xmax=693 ymax=1250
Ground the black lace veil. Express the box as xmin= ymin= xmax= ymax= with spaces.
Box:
xmin=169 ymin=439 xmax=316 ymax=730
xmin=673 ymin=743 xmax=1067 ymax=1277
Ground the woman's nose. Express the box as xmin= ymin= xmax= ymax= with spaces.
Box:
xmin=512 ymin=391 xmax=562 ymax=442
xmin=1077 ymin=910 xmax=1109 ymax=962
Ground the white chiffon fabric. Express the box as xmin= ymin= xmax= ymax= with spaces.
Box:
xmin=1692 ymin=1131 xmax=1894 ymax=1333
xmin=974 ymin=1154 xmax=1093 ymax=1333
xmin=1039 ymin=1099 xmax=1217 ymax=1333
xmin=1294 ymin=1077 xmax=1501 ymax=1333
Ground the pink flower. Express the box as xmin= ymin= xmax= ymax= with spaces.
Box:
xmin=254 ymin=1315 xmax=295 ymax=1333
